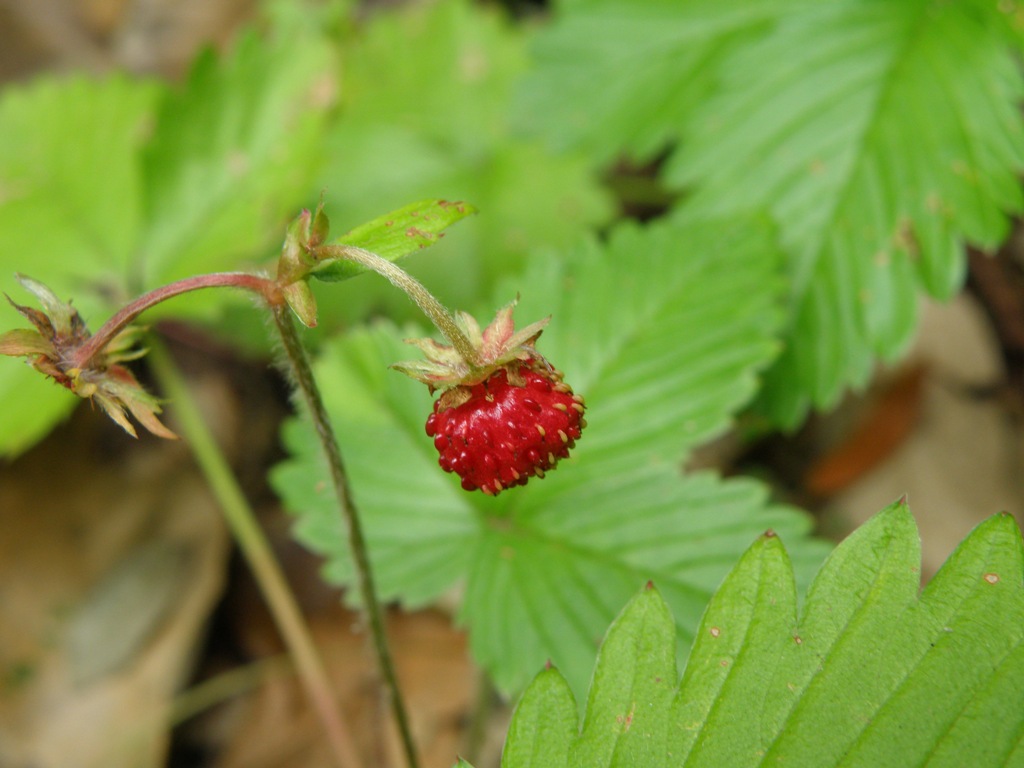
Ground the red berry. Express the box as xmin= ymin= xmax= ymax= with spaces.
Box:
xmin=425 ymin=368 xmax=586 ymax=495
xmin=393 ymin=300 xmax=586 ymax=493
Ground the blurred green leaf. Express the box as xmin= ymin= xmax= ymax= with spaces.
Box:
xmin=139 ymin=26 xmax=335 ymax=286
xmin=273 ymin=324 xmax=477 ymax=608
xmin=518 ymin=0 xmax=797 ymax=164
xmin=272 ymin=216 xmax=830 ymax=696
xmin=503 ymin=502 xmax=1024 ymax=767
xmin=0 ymin=365 xmax=75 ymax=457
xmin=0 ymin=16 xmax=336 ymax=453
xmin=314 ymin=0 xmax=611 ymax=323
xmin=0 ymin=75 xmax=158 ymax=283
xmin=313 ymin=199 xmax=478 ymax=281
xmin=339 ymin=0 xmax=520 ymax=153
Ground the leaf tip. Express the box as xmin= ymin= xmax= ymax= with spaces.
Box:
xmin=437 ymin=198 xmax=478 ymax=216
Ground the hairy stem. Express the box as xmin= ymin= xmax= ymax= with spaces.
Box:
xmin=73 ymin=273 xmax=281 ymax=369
xmin=271 ymin=304 xmax=420 ymax=768
xmin=313 ymin=245 xmax=479 ymax=366
xmin=148 ymin=342 xmax=360 ymax=768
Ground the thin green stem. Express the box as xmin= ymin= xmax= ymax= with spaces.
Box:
xmin=271 ymin=305 xmax=420 ymax=768
xmin=170 ymin=655 xmax=293 ymax=727
xmin=313 ymin=244 xmax=479 ymax=367
xmin=148 ymin=341 xmax=360 ymax=768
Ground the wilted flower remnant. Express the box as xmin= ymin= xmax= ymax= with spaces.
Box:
xmin=0 ymin=275 xmax=176 ymax=439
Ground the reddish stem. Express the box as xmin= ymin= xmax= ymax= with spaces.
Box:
xmin=72 ymin=272 xmax=280 ymax=369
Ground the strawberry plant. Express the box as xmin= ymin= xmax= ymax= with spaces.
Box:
xmin=1 ymin=0 xmax=1022 ymax=766
xmin=271 ymin=213 xmax=831 ymax=699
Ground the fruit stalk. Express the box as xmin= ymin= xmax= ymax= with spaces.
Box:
xmin=313 ymin=244 xmax=480 ymax=368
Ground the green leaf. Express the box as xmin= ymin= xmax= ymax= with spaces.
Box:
xmin=313 ymin=0 xmax=611 ymax=323
xmin=312 ymin=199 xmax=479 ymax=282
xmin=0 ymin=75 xmax=158 ymax=281
xmin=518 ymin=0 xmax=797 ymax=165
xmin=502 ymin=501 xmax=1024 ymax=767
xmin=502 ymin=667 xmax=577 ymax=768
xmin=762 ymin=506 xmax=1024 ymax=766
xmin=750 ymin=498 xmax=921 ymax=762
xmin=493 ymin=214 xmax=784 ymax=475
xmin=273 ymin=216 xmax=830 ymax=697
xmin=0 ymin=366 xmax=75 ymax=457
xmin=668 ymin=529 xmax=796 ymax=764
xmin=574 ymin=584 xmax=677 ymax=766
xmin=139 ymin=24 xmax=335 ymax=285
xmin=525 ymin=0 xmax=1024 ymax=427
xmin=672 ymin=1 xmax=1024 ymax=425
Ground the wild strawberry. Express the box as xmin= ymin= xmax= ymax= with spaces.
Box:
xmin=425 ymin=367 xmax=585 ymax=494
xmin=393 ymin=301 xmax=586 ymax=495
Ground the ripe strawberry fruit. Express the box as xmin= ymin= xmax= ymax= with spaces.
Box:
xmin=393 ymin=302 xmax=586 ymax=495
xmin=425 ymin=367 xmax=585 ymax=494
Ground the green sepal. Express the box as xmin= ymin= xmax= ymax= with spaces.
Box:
xmin=282 ymin=280 xmax=319 ymax=328
xmin=12 ymin=274 xmax=79 ymax=338
xmin=0 ymin=328 xmax=51 ymax=357
xmin=277 ymin=208 xmax=316 ymax=284
xmin=309 ymin=200 xmax=330 ymax=248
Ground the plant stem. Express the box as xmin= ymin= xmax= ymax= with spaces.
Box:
xmin=73 ymin=273 xmax=281 ymax=369
xmin=271 ymin=304 xmax=420 ymax=768
xmin=313 ymin=245 xmax=479 ymax=366
xmin=463 ymin=668 xmax=497 ymax=765
xmin=169 ymin=655 xmax=293 ymax=727
xmin=147 ymin=341 xmax=361 ymax=768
